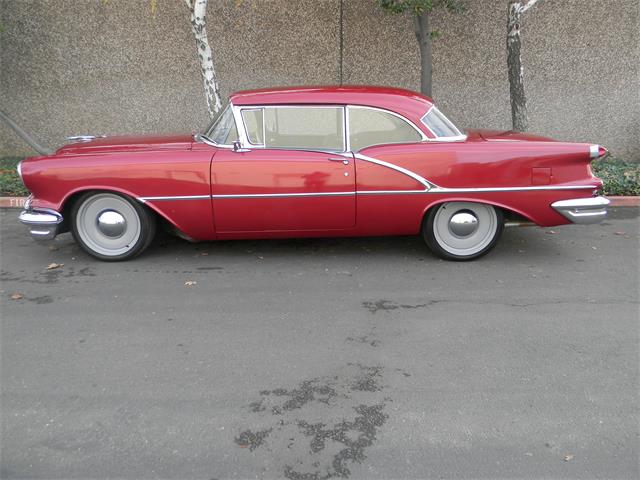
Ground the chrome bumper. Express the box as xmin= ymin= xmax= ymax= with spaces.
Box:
xmin=551 ymin=196 xmax=610 ymax=224
xmin=18 ymin=209 xmax=63 ymax=240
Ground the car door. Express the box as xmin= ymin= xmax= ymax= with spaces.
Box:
xmin=211 ymin=105 xmax=355 ymax=232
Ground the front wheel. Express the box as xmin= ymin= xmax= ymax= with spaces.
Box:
xmin=423 ymin=202 xmax=504 ymax=261
xmin=71 ymin=192 xmax=156 ymax=261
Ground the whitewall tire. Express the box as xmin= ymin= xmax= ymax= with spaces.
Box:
xmin=423 ymin=202 xmax=504 ymax=261
xmin=70 ymin=192 xmax=156 ymax=261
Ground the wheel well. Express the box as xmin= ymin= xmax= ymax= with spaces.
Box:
xmin=421 ymin=201 xmax=528 ymax=229
xmin=60 ymin=189 xmax=158 ymax=232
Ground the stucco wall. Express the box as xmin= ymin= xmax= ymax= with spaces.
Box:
xmin=1 ymin=0 xmax=638 ymax=158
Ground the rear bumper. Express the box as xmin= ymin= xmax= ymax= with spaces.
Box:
xmin=551 ymin=196 xmax=610 ymax=224
xmin=18 ymin=208 xmax=63 ymax=240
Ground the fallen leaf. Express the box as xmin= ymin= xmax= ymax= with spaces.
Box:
xmin=48 ymin=245 xmax=59 ymax=251
xmin=614 ymin=231 xmax=626 ymax=236
xmin=10 ymin=293 xmax=23 ymax=300
xmin=184 ymin=281 xmax=197 ymax=286
xmin=46 ymin=263 xmax=64 ymax=270
xmin=564 ymin=454 xmax=574 ymax=462
xmin=546 ymin=230 xmax=557 ymax=235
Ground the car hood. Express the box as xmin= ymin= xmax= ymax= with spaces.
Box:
xmin=55 ymin=134 xmax=194 ymax=155
xmin=465 ymin=129 xmax=556 ymax=142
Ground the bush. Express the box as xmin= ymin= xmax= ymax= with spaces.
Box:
xmin=592 ymin=156 xmax=640 ymax=196
xmin=0 ymin=156 xmax=28 ymax=197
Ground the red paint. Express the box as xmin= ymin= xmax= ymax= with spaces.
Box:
xmin=19 ymin=86 xmax=604 ymax=242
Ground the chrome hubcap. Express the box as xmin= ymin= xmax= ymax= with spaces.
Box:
xmin=449 ymin=210 xmax=479 ymax=238
xmin=96 ymin=210 xmax=127 ymax=238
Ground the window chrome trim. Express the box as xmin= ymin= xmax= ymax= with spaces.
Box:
xmin=239 ymin=107 xmax=265 ymax=147
xmin=347 ymin=105 xmax=428 ymax=148
xmin=421 ymin=106 xmax=467 ymax=142
xmin=235 ymin=104 xmax=348 ymax=152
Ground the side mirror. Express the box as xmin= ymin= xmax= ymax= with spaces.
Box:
xmin=233 ymin=140 xmax=250 ymax=153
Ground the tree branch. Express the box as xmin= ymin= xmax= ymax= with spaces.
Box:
xmin=520 ymin=0 xmax=541 ymax=14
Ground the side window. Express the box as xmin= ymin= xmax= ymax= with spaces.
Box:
xmin=242 ymin=108 xmax=264 ymax=145
xmin=208 ymin=105 xmax=237 ymax=145
xmin=263 ymin=107 xmax=344 ymax=151
xmin=348 ymin=107 xmax=422 ymax=151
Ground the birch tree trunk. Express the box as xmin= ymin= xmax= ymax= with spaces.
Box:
xmin=414 ymin=12 xmax=433 ymax=98
xmin=506 ymin=0 xmax=541 ymax=131
xmin=185 ymin=0 xmax=222 ymax=118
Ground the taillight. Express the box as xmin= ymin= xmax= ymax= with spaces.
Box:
xmin=590 ymin=144 xmax=608 ymax=159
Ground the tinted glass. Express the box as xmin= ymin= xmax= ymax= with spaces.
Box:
xmin=264 ymin=107 xmax=344 ymax=151
xmin=208 ymin=105 xmax=238 ymax=145
xmin=348 ymin=107 xmax=422 ymax=151
xmin=421 ymin=107 xmax=462 ymax=138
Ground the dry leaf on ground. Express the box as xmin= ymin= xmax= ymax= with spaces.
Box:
xmin=46 ymin=263 xmax=64 ymax=270
xmin=184 ymin=281 xmax=197 ymax=286
xmin=10 ymin=293 xmax=24 ymax=300
xmin=564 ymin=454 xmax=574 ymax=462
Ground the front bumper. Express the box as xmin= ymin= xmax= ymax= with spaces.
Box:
xmin=551 ymin=196 xmax=610 ymax=224
xmin=18 ymin=208 xmax=64 ymax=240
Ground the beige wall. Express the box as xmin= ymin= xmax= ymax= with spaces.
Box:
xmin=1 ymin=0 xmax=638 ymax=158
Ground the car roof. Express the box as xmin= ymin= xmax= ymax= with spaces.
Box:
xmin=229 ymin=85 xmax=434 ymax=121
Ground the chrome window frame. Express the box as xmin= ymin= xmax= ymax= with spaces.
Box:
xmin=420 ymin=106 xmax=467 ymax=142
xmin=200 ymin=101 xmax=467 ymax=151
xmin=240 ymin=107 xmax=265 ymax=146
xmin=235 ymin=104 xmax=348 ymax=153
xmin=197 ymin=103 xmax=237 ymax=149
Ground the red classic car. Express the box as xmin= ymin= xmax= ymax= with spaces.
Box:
xmin=17 ymin=86 xmax=609 ymax=261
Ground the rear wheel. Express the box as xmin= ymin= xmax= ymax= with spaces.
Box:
xmin=70 ymin=192 xmax=156 ymax=261
xmin=423 ymin=202 xmax=504 ymax=261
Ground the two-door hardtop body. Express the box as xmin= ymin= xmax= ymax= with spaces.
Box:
xmin=18 ymin=86 xmax=609 ymax=261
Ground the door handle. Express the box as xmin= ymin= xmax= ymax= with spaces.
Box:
xmin=328 ymin=157 xmax=350 ymax=165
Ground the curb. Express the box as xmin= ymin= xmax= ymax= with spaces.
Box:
xmin=0 ymin=197 xmax=27 ymax=208
xmin=1 ymin=196 xmax=639 ymax=209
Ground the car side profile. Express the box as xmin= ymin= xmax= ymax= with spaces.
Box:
xmin=18 ymin=86 xmax=609 ymax=261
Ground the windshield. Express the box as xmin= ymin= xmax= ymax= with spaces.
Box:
xmin=205 ymin=104 xmax=238 ymax=145
xmin=421 ymin=107 xmax=464 ymax=140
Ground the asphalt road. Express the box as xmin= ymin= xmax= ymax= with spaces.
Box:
xmin=1 ymin=208 xmax=638 ymax=480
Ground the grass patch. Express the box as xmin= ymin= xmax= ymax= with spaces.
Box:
xmin=0 ymin=156 xmax=28 ymax=197
xmin=1 ymin=155 xmax=638 ymax=198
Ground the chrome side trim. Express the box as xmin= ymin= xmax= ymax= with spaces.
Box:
xmin=428 ymin=185 xmax=595 ymax=193
xmin=138 ymin=184 xmax=598 ymax=202
xmin=551 ymin=196 xmax=610 ymax=224
xmin=19 ymin=208 xmax=63 ymax=241
xmin=139 ymin=195 xmax=211 ymax=202
xmin=354 ymin=153 xmax=433 ymax=189
xmin=212 ymin=192 xmax=354 ymax=199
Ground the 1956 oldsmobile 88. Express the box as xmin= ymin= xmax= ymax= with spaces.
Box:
xmin=17 ymin=86 xmax=609 ymax=261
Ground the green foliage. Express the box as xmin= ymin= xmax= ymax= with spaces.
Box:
xmin=592 ymin=156 xmax=640 ymax=196
xmin=379 ymin=0 xmax=465 ymax=15
xmin=0 ymin=157 xmax=29 ymax=197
